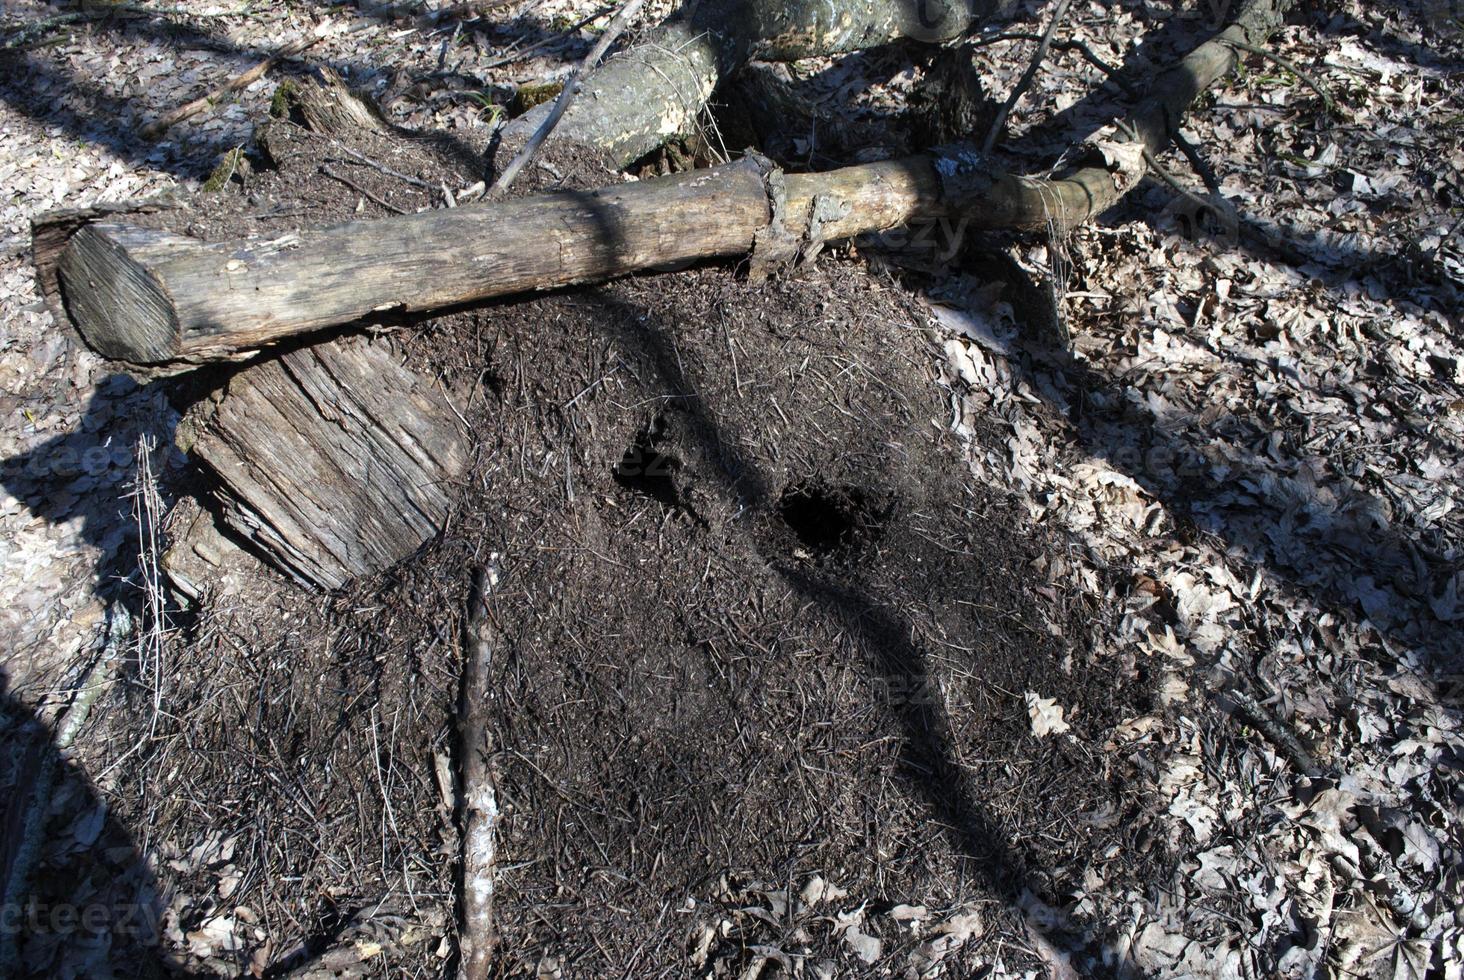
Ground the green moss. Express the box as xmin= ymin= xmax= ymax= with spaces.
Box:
xmin=510 ymin=81 xmax=563 ymax=116
xmin=269 ymin=79 xmax=299 ymax=120
xmin=203 ymin=147 xmax=244 ymax=192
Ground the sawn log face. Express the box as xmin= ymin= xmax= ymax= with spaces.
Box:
xmin=188 ymin=336 xmax=469 ymax=590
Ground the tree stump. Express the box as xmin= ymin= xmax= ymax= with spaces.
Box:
xmin=164 ymin=76 xmax=470 ymax=591
xmin=179 ymin=335 xmax=468 ymax=590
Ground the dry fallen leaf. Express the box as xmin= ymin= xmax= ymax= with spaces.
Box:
xmin=1026 ymin=692 xmax=1071 ymax=737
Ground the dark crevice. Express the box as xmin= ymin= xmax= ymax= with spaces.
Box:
xmin=778 ymin=480 xmax=889 ymax=557
xmin=614 ymin=413 xmax=682 ymax=508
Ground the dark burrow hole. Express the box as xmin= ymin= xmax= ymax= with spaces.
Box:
xmin=779 ymin=481 xmax=888 ymax=556
xmin=614 ymin=415 xmax=681 ymax=507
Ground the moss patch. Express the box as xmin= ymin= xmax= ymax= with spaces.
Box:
xmin=509 ymin=81 xmax=562 ymax=116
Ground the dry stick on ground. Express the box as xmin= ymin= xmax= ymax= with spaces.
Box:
xmin=139 ymin=33 xmax=321 ymax=140
xmin=1112 ymin=117 xmax=1232 ymax=223
xmin=1222 ymin=688 xmax=1324 ymax=778
xmin=48 ymin=0 xmax=1296 ymax=365
xmin=1173 ymin=131 xmax=1222 ymax=194
xmin=981 ymin=0 xmax=1074 ymax=153
xmin=1222 ymin=37 xmax=1334 ymax=112
xmin=490 ymin=0 xmax=647 ymax=195
xmin=457 ymin=563 xmax=501 ymax=980
xmin=319 ymin=163 xmax=409 ymax=213
xmin=327 ymin=144 xmax=433 ymax=189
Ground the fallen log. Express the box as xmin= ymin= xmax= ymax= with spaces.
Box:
xmin=494 ymin=0 xmax=1017 ymax=168
xmin=162 ymin=76 xmax=471 ymax=592
xmin=56 ymin=156 xmax=940 ymax=364
xmin=48 ymin=0 xmax=1291 ymax=368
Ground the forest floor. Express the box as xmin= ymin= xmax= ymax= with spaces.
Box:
xmin=1 ymin=0 xmax=1461 ymax=978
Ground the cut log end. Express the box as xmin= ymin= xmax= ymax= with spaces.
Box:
xmin=58 ymin=223 xmax=183 ymax=364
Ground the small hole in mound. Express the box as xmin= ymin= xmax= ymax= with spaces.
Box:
xmin=779 ymin=481 xmax=886 ymax=555
xmin=615 ymin=417 xmax=681 ymax=507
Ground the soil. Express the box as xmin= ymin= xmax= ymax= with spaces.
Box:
xmin=55 ymin=111 xmax=1161 ymax=977
xmin=6 ymin=2 xmax=1463 ymax=978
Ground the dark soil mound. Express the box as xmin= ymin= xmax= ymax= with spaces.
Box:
xmin=84 ymin=111 xmax=1159 ymax=978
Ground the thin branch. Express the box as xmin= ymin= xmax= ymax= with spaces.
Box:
xmin=981 ymin=0 xmax=1075 ymax=153
xmin=478 ymin=3 xmax=617 ymax=70
xmin=327 ymin=144 xmax=434 ymax=189
xmin=457 ymin=562 xmax=501 ymax=980
xmin=1222 ymin=689 xmax=1324 ymax=778
xmin=1173 ymin=131 xmax=1222 ymax=195
xmin=971 ymin=30 xmax=1137 ymax=95
xmin=320 ymin=164 xmax=409 ymax=213
xmin=1223 ymin=37 xmax=1335 ymax=111
xmin=1112 ymin=117 xmax=1229 ymax=222
xmin=140 ymin=33 xmax=320 ymax=140
xmin=490 ymin=0 xmax=647 ymax=195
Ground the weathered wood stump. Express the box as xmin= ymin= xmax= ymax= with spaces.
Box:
xmin=158 ymin=77 xmax=471 ymax=591
xmin=179 ymin=335 xmax=468 ymax=590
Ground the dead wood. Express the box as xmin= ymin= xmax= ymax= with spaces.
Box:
xmin=180 ymin=333 xmax=469 ymax=590
xmin=139 ymin=33 xmax=321 ymax=141
xmin=495 ymin=0 xmax=1018 ymax=168
xmin=159 ymin=76 xmax=471 ymax=591
xmin=276 ymin=67 xmax=394 ymax=137
xmin=456 ymin=563 xmax=501 ymax=980
xmin=490 ymin=0 xmax=648 ymax=195
xmin=49 ymin=0 xmax=1293 ymax=368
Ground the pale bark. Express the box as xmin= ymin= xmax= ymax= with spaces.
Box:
xmin=496 ymin=0 xmax=1017 ymax=167
xmin=48 ymin=0 xmax=1294 ymax=369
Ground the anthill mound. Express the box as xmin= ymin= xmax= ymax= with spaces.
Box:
xmin=71 ymin=111 xmax=1163 ymax=978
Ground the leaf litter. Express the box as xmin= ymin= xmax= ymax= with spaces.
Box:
xmin=0 ymin=0 xmax=1460 ymax=977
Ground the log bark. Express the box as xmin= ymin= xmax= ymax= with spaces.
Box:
xmin=48 ymin=0 xmax=1292 ymax=368
xmin=165 ymin=76 xmax=471 ymax=591
xmin=181 ymin=335 xmax=469 ymax=590
xmin=496 ymin=0 xmax=1016 ymax=168
xmin=58 ymin=158 xmax=783 ymax=364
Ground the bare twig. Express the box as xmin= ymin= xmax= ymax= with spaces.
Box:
xmin=320 ymin=164 xmax=410 ymax=213
xmin=327 ymin=144 xmax=433 ymax=189
xmin=457 ymin=560 xmax=502 ymax=980
xmin=981 ymin=0 xmax=1075 ymax=153
xmin=490 ymin=0 xmax=647 ymax=195
xmin=478 ymin=4 xmax=620 ymax=71
xmin=1223 ymin=37 xmax=1335 ymax=111
xmin=971 ymin=30 xmax=1136 ymax=95
xmin=140 ymin=33 xmax=321 ymax=140
xmin=1173 ymin=131 xmax=1222 ymax=194
xmin=1222 ymin=688 xmax=1324 ymax=778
